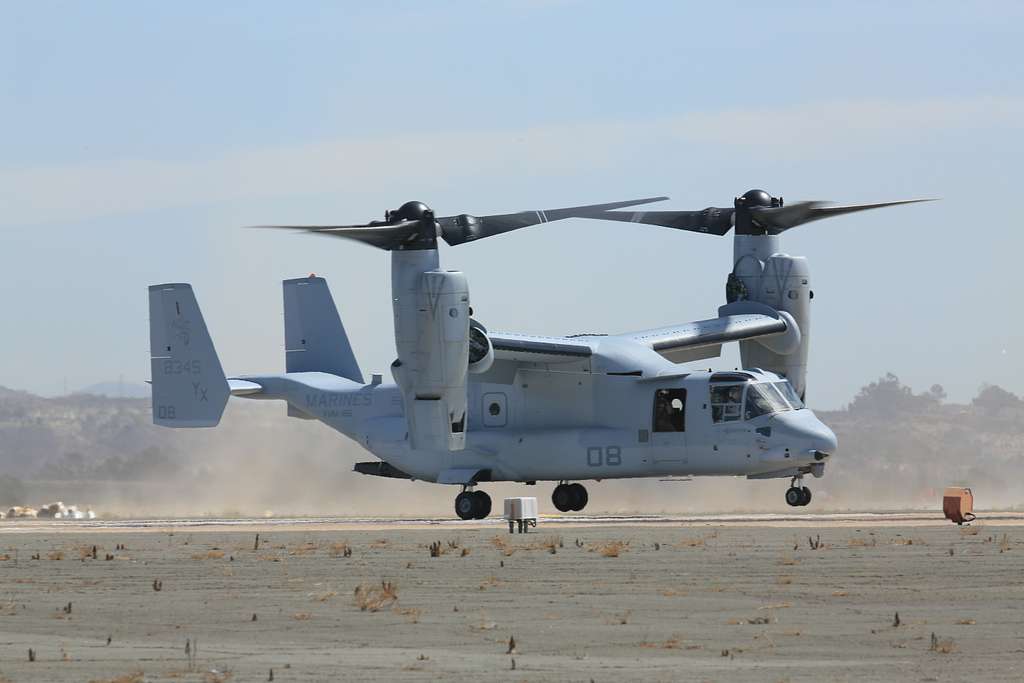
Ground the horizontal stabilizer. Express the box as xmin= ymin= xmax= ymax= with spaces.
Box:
xmin=148 ymin=283 xmax=230 ymax=427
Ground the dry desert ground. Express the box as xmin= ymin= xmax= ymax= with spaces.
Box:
xmin=0 ymin=516 xmax=1022 ymax=682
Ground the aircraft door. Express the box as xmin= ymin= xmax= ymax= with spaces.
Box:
xmin=651 ymin=388 xmax=687 ymax=470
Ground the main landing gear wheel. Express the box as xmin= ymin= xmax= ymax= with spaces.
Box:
xmin=785 ymin=486 xmax=812 ymax=507
xmin=552 ymin=483 xmax=589 ymax=512
xmin=455 ymin=490 xmax=492 ymax=520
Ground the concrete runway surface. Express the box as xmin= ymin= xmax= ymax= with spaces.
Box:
xmin=1 ymin=514 xmax=1022 ymax=681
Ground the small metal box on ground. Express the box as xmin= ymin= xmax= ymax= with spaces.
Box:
xmin=943 ymin=487 xmax=976 ymax=525
xmin=503 ymin=497 xmax=538 ymax=534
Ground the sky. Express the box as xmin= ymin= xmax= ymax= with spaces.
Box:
xmin=1 ymin=1 xmax=1021 ymax=409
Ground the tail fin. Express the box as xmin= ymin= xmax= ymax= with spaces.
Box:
xmin=283 ymin=276 xmax=363 ymax=383
xmin=148 ymin=283 xmax=230 ymax=427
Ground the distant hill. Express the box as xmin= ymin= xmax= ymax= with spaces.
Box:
xmin=76 ymin=381 xmax=151 ymax=399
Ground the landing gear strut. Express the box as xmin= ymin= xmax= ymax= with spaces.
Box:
xmin=552 ymin=482 xmax=588 ymax=512
xmin=455 ymin=489 xmax=492 ymax=520
xmin=785 ymin=476 xmax=812 ymax=507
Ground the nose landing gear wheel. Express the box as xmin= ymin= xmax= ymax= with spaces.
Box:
xmin=785 ymin=486 xmax=803 ymax=507
xmin=785 ymin=486 xmax=813 ymax=507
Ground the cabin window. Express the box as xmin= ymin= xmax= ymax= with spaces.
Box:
xmin=653 ymin=389 xmax=686 ymax=432
xmin=710 ymin=383 xmax=743 ymax=423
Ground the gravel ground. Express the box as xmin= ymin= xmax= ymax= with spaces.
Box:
xmin=0 ymin=519 xmax=1022 ymax=682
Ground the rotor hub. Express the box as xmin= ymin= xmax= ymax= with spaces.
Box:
xmin=391 ymin=201 xmax=433 ymax=223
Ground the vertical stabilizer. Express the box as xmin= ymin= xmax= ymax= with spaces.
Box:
xmin=148 ymin=283 xmax=230 ymax=427
xmin=283 ymin=276 xmax=363 ymax=383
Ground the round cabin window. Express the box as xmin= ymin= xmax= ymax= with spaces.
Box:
xmin=488 ymin=402 xmax=502 ymax=416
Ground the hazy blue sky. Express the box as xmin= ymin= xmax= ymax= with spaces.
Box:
xmin=2 ymin=1 xmax=1021 ymax=408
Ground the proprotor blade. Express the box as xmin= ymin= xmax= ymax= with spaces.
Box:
xmin=252 ymin=219 xmax=423 ymax=250
xmin=570 ymin=206 xmax=735 ymax=236
xmin=749 ymin=198 xmax=937 ymax=234
xmin=438 ymin=196 xmax=669 ymax=246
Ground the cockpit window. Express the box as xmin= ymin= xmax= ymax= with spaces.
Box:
xmin=744 ymin=383 xmax=790 ymax=420
xmin=710 ymin=383 xmax=744 ymax=423
xmin=773 ymin=381 xmax=804 ymax=410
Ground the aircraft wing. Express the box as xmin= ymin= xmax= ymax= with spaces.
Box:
xmin=487 ymin=332 xmax=594 ymax=364
xmin=618 ymin=313 xmax=787 ymax=363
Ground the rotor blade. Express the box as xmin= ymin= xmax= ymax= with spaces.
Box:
xmin=749 ymin=198 xmax=937 ymax=234
xmin=438 ymin=196 xmax=669 ymax=246
xmin=571 ymin=207 xmax=735 ymax=236
xmin=252 ymin=220 xmax=422 ymax=250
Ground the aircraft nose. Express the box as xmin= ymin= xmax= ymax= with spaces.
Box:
xmin=811 ymin=422 xmax=838 ymax=456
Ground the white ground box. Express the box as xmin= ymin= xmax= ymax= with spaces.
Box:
xmin=503 ymin=497 xmax=538 ymax=533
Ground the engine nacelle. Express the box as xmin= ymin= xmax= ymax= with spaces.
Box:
xmin=468 ymin=319 xmax=494 ymax=374
xmin=391 ymin=253 xmax=470 ymax=452
xmin=728 ymin=248 xmax=811 ymax=399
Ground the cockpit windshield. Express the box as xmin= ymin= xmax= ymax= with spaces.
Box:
xmin=710 ymin=379 xmax=804 ymax=423
xmin=744 ymin=383 xmax=791 ymax=420
xmin=773 ymin=381 xmax=804 ymax=410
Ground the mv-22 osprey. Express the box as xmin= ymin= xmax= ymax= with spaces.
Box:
xmin=148 ymin=191 xmax=927 ymax=518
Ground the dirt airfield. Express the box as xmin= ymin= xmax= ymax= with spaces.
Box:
xmin=1 ymin=516 xmax=1023 ymax=682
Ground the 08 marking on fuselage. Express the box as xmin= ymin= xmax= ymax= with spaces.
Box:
xmin=586 ymin=445 xmax=622 ymax=467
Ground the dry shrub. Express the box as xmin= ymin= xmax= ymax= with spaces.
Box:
xmin=289 ymin=542 xmax=319 ymax=556
xmin=191 ymin=550 xmax=225 ymax=560
xmin=489 ymin=536 xmax=515 ymax=556
xmin=460 ymin=547 xmax=470 ymax=557
xmin=292 ymin=612 xmax=312 ymax=621
xmin=202 ymin=672 xmax=232 ymax=683
xmin=369 ymin=539 xmax=389 ymax=548
xmin=891 ymin=537 xmax=926 ymax=546
xmin=930 ymin=632 xmax=956 ymax=654
xmin=353 ymin=580 xmax=399 ymax=612
xmin=47 ymin=550 xmax=64 ymax=561
xmin=329 ymin=543 xmax=351 ymax=557
xmin=479 ymin=576 xmax=503 ymax=591
xmin=960 ymin=524 xmax=982 ymax=537
xmin=393 ymin=606 xmax=422 ymax=623
xmin=776 ymin=576 xmax=793 ymax=585
xmin=831 ymin=590 xmax=848 ymax=597
xmin=640 ymin=637 xmax=684 ymax=649
xmin=591 ymin=540 xmax=629 ymax=558
xmin=999 ymin=534 xmax=1012 ymax=552
xmin=603 ymin=609 xmax=632 ymax=625
xmin=314 ymin=591 xmax=337 ymax=603
xmin=257 ymin=554 xmax=281 ymax=562
xmin=676 ymin=536 xmax=705 ymax=548
xmin=541 ymin=536 xmax=563 ymax=552
xmin=0 ymin=554 xmax=9 ymax=562
xmin=88 ymin=673 xmax=144 ymax=683
xmin=955 ymin=618 xmax=976 ymax=625
xmin=660 ymin=588 xmax=687 ymax=597
xmin=848 ymin=536 xmax=877 ymax=547
xmin=778 ymin=556 xmax=800 ymax=566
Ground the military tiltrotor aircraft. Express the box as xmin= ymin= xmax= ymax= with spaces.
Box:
xmin=148 ymin=191 xmax=927 ymax=518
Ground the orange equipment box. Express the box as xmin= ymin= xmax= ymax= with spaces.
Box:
xmin=942 ymin=487 xmax=975 ymax=525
